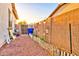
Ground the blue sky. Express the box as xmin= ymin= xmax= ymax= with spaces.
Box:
xmin=15 ymin=3 xmax=58 ymax=24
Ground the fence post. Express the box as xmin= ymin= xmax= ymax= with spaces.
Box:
xmin=61 ymin=51 xmax=64 ymax=56
xmin=67 ymin=53 xmax=70 ymax=56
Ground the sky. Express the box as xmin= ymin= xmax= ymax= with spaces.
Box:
xmin=15 ymin=3 xmax=58 ymax=24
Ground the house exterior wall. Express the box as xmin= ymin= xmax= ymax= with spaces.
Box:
xmin=0 ymin=3 xmax=17 ymax=48
xmin=0 ymin=3 xmax=10 ymax=47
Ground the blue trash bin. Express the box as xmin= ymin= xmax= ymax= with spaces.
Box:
xmin=27 ymin=28 xmax=34 ymax=35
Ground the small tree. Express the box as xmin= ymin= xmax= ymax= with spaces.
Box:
xmin=18 ymin=21 xmax=27 ymax=25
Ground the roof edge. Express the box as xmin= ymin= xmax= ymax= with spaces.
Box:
xmin=48 ymin=3 xmax=67 ymax=17
xmin=11 ymin=3 xmax=19 ymax=19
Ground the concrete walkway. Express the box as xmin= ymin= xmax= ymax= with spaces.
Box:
xmin=0 ymin=35 xmax=49 ymax=56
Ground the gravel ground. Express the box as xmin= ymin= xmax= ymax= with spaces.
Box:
xmin=0 ymin=35 xmax=49 ymax=56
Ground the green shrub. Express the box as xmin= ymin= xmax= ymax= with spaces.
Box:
xmin=39 ymin=36 xmax=45 ymax=42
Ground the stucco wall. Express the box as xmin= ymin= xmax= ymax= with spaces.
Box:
xmin=0 ymin=3 xmax=10 ymax=47
xmin=0 ymin=3 xmax=16 ymax=47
